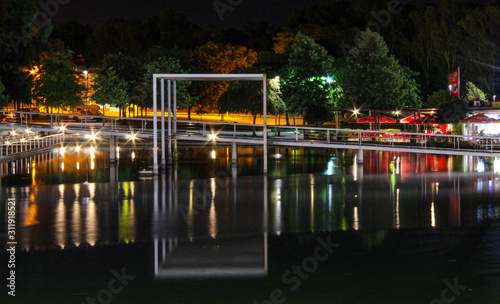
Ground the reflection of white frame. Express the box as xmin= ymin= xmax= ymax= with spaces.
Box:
xmin=152 ymin=171 xmax=269 ymax=279
xmin=151 ymin=74 xmax=268 ymax=174
xmin=154 ymin=235 xmax=267 ymax=279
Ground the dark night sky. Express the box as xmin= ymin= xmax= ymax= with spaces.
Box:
xmin=52 ymin=0 xmax=341 ymax=29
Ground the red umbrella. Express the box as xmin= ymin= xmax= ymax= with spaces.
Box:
xmin=409 ymin=115 xmax=436 ymax=125
xmin=357 ymin=114 xmax=396 ymax=123
xmin=400 ymin=114 xmax=422 ymax=123
xmin=460 ymin=113 xmax=500 ymax=123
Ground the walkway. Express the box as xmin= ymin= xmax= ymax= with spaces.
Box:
xmin=2 ymin=112 xmax=500 ymax=172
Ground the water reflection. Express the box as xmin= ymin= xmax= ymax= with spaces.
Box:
xmin=1 ymin=148 xmax=500 ymax=278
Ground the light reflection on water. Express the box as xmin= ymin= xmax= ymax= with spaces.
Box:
xmin=1 ymin=148 xmax=499 ymax=253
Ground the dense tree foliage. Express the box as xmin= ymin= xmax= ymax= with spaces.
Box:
xmin=32 ymin=51 xmax=83 ymax=111
xmin=426 ymin=89 xmax=454 ymax=108
xmin=0 ymin=0 xmax=52 ymax=110
xmin=0 ymin=77 xmax=8 ymax=108
xmin=344 ymin=30 xmax=421 ymax=111
xmin=280 ymin=32 xmax=337 ymax=125
xmin=135 ymin=57 xmax=196 ymax=118
xmin=2 ymin=0 xmax=499 ymax=121
xmin=464 ymin=82 xmax=487 ymax=102
xmin=191 ymin=41 xmax=258 ymax=109
xmin=91 ymin=69 xmax=130 ymax=116
xmin=436 ymin=99 xmax=468 ymax=133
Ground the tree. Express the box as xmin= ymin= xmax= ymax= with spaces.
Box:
xmin=102 ymin=53 xmax=146 ymax=117
xmin=436 ymin=99 xmax=468 ymax=134
xmin=50 ymin=21 xmax=93 ymax=61
xmin=219 ymin=81 xmax=262 ymax=135
xmin=86 ymin=18 xmax=155 ymax=64
xmin=91 ymin=69 xmax=130 ymax=117
xmin=456 ymin=3 xmax=499 ymax=96
xmin=191 ymin=41 xmax=258 ymax=109
xmin=344 ymin=30 xmax=421 ymax=111
xmin=134 ymin=57 xmax=197 ymax=118
xmin=0 ymin=0 xmax=52 ymax=112
xmin=219 ymin=79 xmax=286 ymax=135
xmin=426 ymin=89 xmax=454 ymax=108
xmin=280 ymin=32 xmax=336 ymax=125
xmin=157 ymin=9 xmax=203 ymax=49
xmin=0 ymin=77 xmax=9 ymax=108
xmin=464 ymin=81 xmax=486 ymax=102
xmin=33 ymin=51 xmax=84 ymax=112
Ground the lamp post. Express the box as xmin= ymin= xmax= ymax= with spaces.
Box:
xmin=273 ymin=76 xmax=280 ymax=136
xmin=83 ymin=70 xmax=88 ymax=124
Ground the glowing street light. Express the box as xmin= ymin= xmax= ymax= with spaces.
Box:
xmin=83 ymin=70 xmax=89 ymax=123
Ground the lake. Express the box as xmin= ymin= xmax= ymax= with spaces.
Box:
xmin=1 ymin=145 xmax=499 ymax=303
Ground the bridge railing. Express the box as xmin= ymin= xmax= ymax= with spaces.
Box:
xmin=174 ymin=120 xmax=500 ymax=153
xmin=2 ymin=111 xmax=499 ymax=153
xmin=0 ymin=110 xmax=156 ymax=133
xmin=0 ymin=133 xmax=64 ymax=157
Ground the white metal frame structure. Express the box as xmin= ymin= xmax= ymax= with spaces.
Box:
xmin=152 ymin=74 xmax=268 ymax=174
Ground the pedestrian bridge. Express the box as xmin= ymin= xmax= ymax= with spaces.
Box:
xmin=171 ymin=120 xmax=500 ymax=162
xmin=1 ymin=111 xmax=499 ymax=172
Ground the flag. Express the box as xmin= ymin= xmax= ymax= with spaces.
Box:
xmin=447 ymin=68 xmax=460 ymax=97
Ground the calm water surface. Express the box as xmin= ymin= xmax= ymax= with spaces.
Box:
xmin=1 ymin=145 xmax=499 ymax=303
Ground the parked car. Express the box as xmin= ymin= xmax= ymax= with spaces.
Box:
xmin=75 ymin=105 xmax=102 ymax=116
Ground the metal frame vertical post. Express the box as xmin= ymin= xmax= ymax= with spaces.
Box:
xmin=173 ymin=81 xmax=177 ymax=159
xmin=167 ymin=80 xmax=172 ymax=165
xmin=263 ymin=74 xmax=268 ymax=174
xmin=153 ymin=75 xmax=158 ymax=174
xmin=161 ymin=79 xmax=166 ymax=168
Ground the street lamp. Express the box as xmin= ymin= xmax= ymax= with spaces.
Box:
xmin=83 ymin=70 xmax=88 ymax=123
xmin=272 ymin=76 xmax=280 ymax=136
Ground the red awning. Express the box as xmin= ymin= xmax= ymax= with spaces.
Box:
xmin=357 ymin=114 xmax=396 ymax=123
xmin=460 ymin=113 xmax=500 ymax=123
xmin=409 ymin=115 xmax=436 ymax=125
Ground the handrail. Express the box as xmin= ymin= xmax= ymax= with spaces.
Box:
xmin=0 ymin=133 xmax=64 ymax=157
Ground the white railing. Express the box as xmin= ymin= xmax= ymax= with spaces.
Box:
xmin=174 ymin=120 xmax=500 ymax=153
xmin=0 ymin=133 xmax=64 ymax=157
xmin=2 ymin=110 xmax=499 ymax=154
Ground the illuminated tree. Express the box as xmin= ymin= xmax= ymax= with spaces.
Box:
xmin=134 ymin=57 xmax=197 ymax=118
xmin=219 ymin=79 xmax=286 ymax=134
xmin=91 ymin=69 xmax=130 ymax=116
xmin=464 ymin=82 xmax=486 ymax=102
xmin=191 ymin=42 xmax=258 ymax=109
xmin=33 ymin=51 xmax=84 ymax=112
xmin=280 ymin=32 xmax=336 ymax=125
